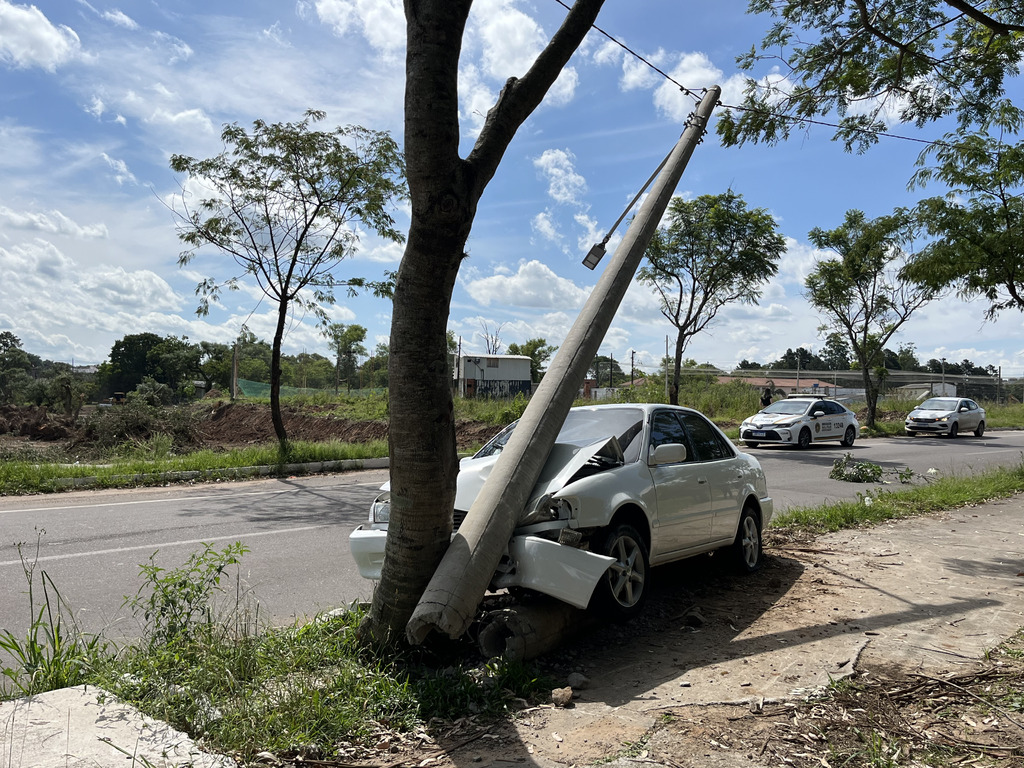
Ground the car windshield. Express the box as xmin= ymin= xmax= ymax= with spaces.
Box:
xmin=761 ymin=400 xmax=812 ymax=416
xmin=918 ymin=398 xmax=958 ymax=411
xmin=475 ymin=407 xmax=646 ymax=463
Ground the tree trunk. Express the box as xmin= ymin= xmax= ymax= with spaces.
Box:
xmin=270 ymin=297 xmax=290 ymax=455
xmin=670 ymin=331 xmax=685 ymax=405
xmin=360 ymin=0 xmax=608 ymax=645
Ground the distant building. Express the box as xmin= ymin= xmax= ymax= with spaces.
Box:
xmin=455 ymin=354 xmax=532 ymax=398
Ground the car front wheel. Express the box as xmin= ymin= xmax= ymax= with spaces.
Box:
xmin=744 ymin=441 xmax=759 ymax=448
xmin=593 ymin=524 xmax=649 ymax=620
xmin=731 ymin=507 xmax=762 ymax=573
xmin=947 ymin=422 xmax=959 ymax=438
xmin=797 ymin=428 xmax=812 ymax=449
xmin=975 ymin=421 xmax=985 ymax=437
xmin=840 ymin=425 xmax=856 ymax=447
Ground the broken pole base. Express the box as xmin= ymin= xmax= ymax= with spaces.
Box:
xmin=475 ymin=598 xmax=596 ymax=661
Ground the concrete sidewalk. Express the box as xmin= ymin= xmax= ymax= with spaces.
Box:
xmin=3 ymin=495 xmax=1023 ymax=768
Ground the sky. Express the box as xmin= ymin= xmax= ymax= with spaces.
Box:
xmin=2 ymin=0 xmax=1023 ymax=379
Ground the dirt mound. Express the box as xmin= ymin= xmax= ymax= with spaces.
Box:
xmin=0 ymin=405 xmax=74 ymax=441
xmin=196 ymin=401 xmax=501 ymax=451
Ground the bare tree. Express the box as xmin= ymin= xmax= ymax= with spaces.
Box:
xmin=478 ymin=321 xmax=505 ymax=354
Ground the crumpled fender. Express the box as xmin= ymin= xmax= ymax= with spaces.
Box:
xmin=491 ymin=535 xmax=614 ymax=609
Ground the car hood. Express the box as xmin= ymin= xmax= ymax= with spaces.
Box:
xmin=745 ymin=412 xmax=803 ymax=426
xmin=455 ymin=436 xmax=624 ymax=512
xmin=908 ymin=408 xmax=954 ymax=418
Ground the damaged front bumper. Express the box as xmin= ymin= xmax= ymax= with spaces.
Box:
xmin=348 ymin=526 xmax=613 ymax=610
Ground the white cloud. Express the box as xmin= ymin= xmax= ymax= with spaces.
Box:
xmin=0 ymin=1 xmax=80 ymax=71
xmin=102 ymin=9 xmax=137 ymax=30
xmin=531 ymin=211 xmax=562 ymax=247
xmin=101 ymin=153 xmax=137 ymax=185
xmin=472 ymin=0 xmax=547 ymax=80
xmin=465 ymin=259 xmax=589 ymax=310
xmin=315 ymin=0 xmax=404 ymax=55
xmin=0 ymin=206 xmax=108 ymax=238
xmin=534 ymin=149 xmax=587 ymax=206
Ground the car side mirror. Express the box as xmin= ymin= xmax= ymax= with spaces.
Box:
xmin=649 ymin=442 xmax=687 ymax=466
xmin=812 ymin=410 xmax=825 ymax=418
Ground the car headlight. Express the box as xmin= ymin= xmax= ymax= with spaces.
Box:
xmin=774 ymin=421 xmax=797 ymax=428
xmin=519 ymin=494 xmax=572 ymax=527
xmin=370 ymin=491 xmax=390 ymax=524
xmin=937 ymin=416 xmax=950 ymax=422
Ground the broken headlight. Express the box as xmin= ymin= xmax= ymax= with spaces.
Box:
xmin=370 ymin=491 xmax=391 ymax=525
xmin=518 ymin=494 xmax=572 ymax=527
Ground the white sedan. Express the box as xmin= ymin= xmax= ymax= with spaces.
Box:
xmin=905 ymin=397 xmax=986 ymax=438
xmin=350 ymin=403 xmax=773 ymax=619
xmin=740 ymin=395 xmax=859 ymax=449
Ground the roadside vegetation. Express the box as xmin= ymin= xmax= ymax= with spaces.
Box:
xmin=2 ymin=453 xmax=1024 ymax=764
xmin=3 ymin=381 xmax=1023 ymax=495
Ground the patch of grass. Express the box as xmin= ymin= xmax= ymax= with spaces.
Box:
xmin=0 ymin=439 xmax=389 ymax=495
xmin=0 ymin=533 xmax=108 ymax=698
xmin=774 ymin=461 xmax=1024 ymax=533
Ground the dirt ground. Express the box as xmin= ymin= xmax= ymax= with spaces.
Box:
xmin=364 ymin=502 xmax=1024 ymax=768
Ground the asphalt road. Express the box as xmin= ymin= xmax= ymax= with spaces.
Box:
xmin=2 ymin=430 xmax=1023 ymax=643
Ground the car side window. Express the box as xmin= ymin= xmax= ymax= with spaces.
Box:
xmin=649 ymin=411 xmax=693 ymax=461
xmin=679 ymin=412 xmax=734 ymax=461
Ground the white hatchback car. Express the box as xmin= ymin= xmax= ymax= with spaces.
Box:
xmin=905 ymin=397 xmax=986 ymax=438
xmin=350 ymin=403 xmax=773 ymax=619
xmin=740 ymin=395 xmax=859 ymax=449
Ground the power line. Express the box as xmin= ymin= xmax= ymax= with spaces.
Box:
xmin=552 ymin=0 xmax=958 ymax=151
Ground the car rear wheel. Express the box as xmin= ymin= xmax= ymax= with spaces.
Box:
xmin=593 ymin=524 xmax=649 ymax=620
xmin=975 ymin=421 xmax=985 ymax=437
xmin=731 ymin=506 xmax=762 ymax=573
xmin=947 ymin=422 xmax=959 ymax=438
xmin=840 ymin=425 xmax=856 ymax=447
xmin=797 ymin=428 xmax=812 ymax=449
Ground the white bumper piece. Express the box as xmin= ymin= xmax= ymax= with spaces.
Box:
xmin=491 ymin=535 xmax=614 ymax=610
xmin=349 ymin=527 xmax=614 ymax=610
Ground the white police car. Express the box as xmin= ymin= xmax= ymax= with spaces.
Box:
xmin=740 ymin=394 xmax=859 ymax=449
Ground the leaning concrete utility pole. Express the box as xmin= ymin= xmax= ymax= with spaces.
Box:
xmin=407 ymin=86 xmax=722 ymax=644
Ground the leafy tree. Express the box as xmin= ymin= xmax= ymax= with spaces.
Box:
xmin=98 ymin=332 xmax=164 ymax=397
xmin=0 ymin=332 xmax=34 ymax=405
xmin=805 ymin=210 xmax=936 ymax=426
xmin=894 ymin=342 xmax=924 ymax=372
xmin=902 ymin=126 xmax=1024 ymax=318
xmin=326 ymin=323 xmax=368 ymax=393
xmin=171 ymin=110 xmax=406 ymax=452
xmin=359 ymin=343 xmax=389 ymax=390
xmin=719 ymin=1 xmax=1024 ymax=152
xmin=506 ymin=338 xmax=557 ymax=383
xmin=235 ymin=329 xmax=273 ymax=385
xmin=735 ymin=359 xmax=764 ymax=370
xmin=638 ymin=191 xmax=785 ymax=404
xmin=818 ymin=332 xmax=852 ymax=371
xmin=768 ymin=347 xmax=828 ymax=371
xmin=46 ymin=364 xmax=94 ymax=419
xmin=147 ymin=336 xmax=202 ymax=398
xmin=197 ymin=341 xmax=232 ymax=393
xmin=589 ymin=354 xmax=626 ymax=387
xmin=369 ymin=0 xmax=607 ymax=644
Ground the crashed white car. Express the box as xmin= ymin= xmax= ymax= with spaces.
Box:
xmin=350 ymin=403 xmax=773 ymax=619
xmin=740 ymin=395 xmax=859 ymax=449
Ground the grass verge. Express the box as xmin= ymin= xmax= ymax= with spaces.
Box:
xmin=0 ymin=438 xmax=388 ymax=495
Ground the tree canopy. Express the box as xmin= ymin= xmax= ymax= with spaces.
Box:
xmin=506 ymin=338 xmax=557 ymax=383
xmin=805 ymin=209 xmax=936 ymax=425
xmin=638 ymin=191 xmax=785 ymax=404
xmin=719 ymin=0 xmax=1024 ymax=152
xmin=171 ymin=111 xmax=405 ymax=451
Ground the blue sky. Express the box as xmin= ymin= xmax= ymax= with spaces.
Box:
xmin=2 ymin=0 xmax=1023 ymax=377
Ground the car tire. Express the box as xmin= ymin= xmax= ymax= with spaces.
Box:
xmin=906 ymin=431 xmax=918 ymax=437
xmin=593 ymin=524 xmax=649 ymax=620
xmin=744 ymin=441 xmax=759 ymax=448
xmin=731 ymin=506 xmax=762 ymax=573
xmin=975 ymin=421 xmax=985 ymax=437
xmin=840 ymin=425 xmax=856 ymax=447
xmin=797 ymin=428 xmax=812 ymax=449
xmin=947 ymin=422 xmax=959 ymax=439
